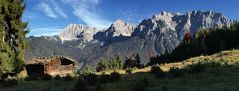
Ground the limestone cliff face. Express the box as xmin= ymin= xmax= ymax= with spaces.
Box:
xmin=59 ymin=24 xmax=102 ymax=42
xmin=132 ymin=10 xmax=231 ymax=53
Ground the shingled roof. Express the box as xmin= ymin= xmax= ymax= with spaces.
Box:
xmin=26 ymin=56 xmax=78 ymax=65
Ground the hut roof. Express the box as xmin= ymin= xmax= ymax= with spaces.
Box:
xmin=26 ymin=56 xmax=78 ymax=65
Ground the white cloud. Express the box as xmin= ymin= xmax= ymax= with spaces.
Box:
xmin=28 ymin=26 xmax=63 ymax=37
xmin=51 ymin=0 xmax=68 ymax=18
xmin=61 ymin=0 xmax=112 ymax=28
xmin=37 ymin=3 xmax=58 ymax=19
xmin=37 ymin=1 xmax=68 ymax=19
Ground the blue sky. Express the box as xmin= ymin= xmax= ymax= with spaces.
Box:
xmin=23 ymin=0 xmax=239 ymax=36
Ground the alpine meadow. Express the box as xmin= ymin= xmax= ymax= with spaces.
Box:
xmin=1 ymin=0 xmax=239 ymax=91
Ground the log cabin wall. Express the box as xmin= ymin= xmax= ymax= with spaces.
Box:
xmin=60 ymin=64 xmax=74 ymax=76
xmin=45 ymin=58 xmax=61 ymax=76
xmin=26 ymin=57 xmax=78 ymax=77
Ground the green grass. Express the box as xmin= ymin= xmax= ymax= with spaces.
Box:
xmin=102 ymin=64 xmax=239 ymax=91
xmin=0 ymin=80 xmax=77 ymax=91
xmin=2 ymin=49 xmax=239 ymax=91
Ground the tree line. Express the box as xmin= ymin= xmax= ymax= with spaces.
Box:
xmin=96 ymin=55 xmax=123 ymax=72
xmin=149 ymin=22 xmax=239 ymax=65
xmin=83 ymin=53 xmax=143 ymax=73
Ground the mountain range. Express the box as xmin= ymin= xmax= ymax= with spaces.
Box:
xmin=26 ymin=10 xmax=232 ymax=68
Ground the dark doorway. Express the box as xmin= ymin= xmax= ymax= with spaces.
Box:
xmin=25 ymin=64 xmax=44 ymax=79
xmin=60 ymin=58 xmax=74 ymax=65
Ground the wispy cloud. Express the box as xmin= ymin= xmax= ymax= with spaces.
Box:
xmin=23 ymin=11 xmax=38 ymax=20
xmin=36 ymin=0 xmax=68 ymax=19
xmin=28 ymin=26 xmax=63 ymax=37
xmin=61 ymin=0 xmax=112 ymax=28
xmin=51 ymin=0 xmax=68 ymax=18
xmin=37 ymin=3 xmax=58 ymax=19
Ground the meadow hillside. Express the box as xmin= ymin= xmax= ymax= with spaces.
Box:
xmin=2 ymin=49 xmax=239 ymax=91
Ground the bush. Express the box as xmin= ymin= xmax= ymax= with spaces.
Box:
xmin=110 ymin=72 xmax=121 ymax=81
xmin=41 ymin=74 xmax=52 ymax=81
xmin=187 ymin=61 xmax=223 ymax=74
xmin=98 ymin=72 xmax=121 ymax=84
xmin=71 ymin=79 xmax=88 ymax=91
xmin=54 ymin=75 xmax=61 ymax=80
xmin=83 ymin=74 xmax=98 ymax=86
xmin=16 ymin=70 xmax=28 ymax=80
xmin=169 ymin=67 xmax=184 ymax=77
xmin=126 ymin=68 xmax=137 ymax=74
xmin=126 ymin=69 xmax=132 ymax=74
xmin=150 ymin=66 xmax=165 ymax=78
xmin=187 ymin=62 xmax=206 ymax=73
xmin=25 ymin=76 xmax=38 ymax=81
xmin=99 ymin=74 xmax=111 ymax=83
xmin=63 ymin=74 xmax=75 ymax=81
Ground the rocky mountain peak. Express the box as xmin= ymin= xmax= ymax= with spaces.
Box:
xmin=59 ymin=24 xmax=101 ymax=42
xmin=113 ymin=19 xmax=126 ymax=26
xmin=133 ymin=11 xmax=231 ymax=39
xmin=152 ymin=11 xmax=180 ymax=21
xmin=106 ymin=19 xmax=135 ymax=37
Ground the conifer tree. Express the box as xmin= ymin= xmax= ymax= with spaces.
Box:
xmin=135 ymin=53 xmax=141 ymax=68
xmin=83 ymin=64 xmax=93 ymax=75
xmin=0 ymin=0 xmax=29 ymax=74
xmin=116 ymin=55 xmax=123 ymax=69
xmin=96 ymin=58 xmax=107 ymax=72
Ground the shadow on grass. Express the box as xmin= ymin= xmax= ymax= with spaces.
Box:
xmin=1 ymin=61 xmax=239 ymax=91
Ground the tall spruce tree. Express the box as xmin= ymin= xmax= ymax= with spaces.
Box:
xmin=135 ymin=53 xmax=141 ymax=68
xmin=0 ymin=0 xmax=29 ymax=74
xmin=96 ymin=58 xmax=107 ymax=72
xmin=116 ymin=55 xmax=122 ymax=69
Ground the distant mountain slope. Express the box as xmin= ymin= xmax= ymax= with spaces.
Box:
xmin=26 ymin=11 xmax=232 ymax=68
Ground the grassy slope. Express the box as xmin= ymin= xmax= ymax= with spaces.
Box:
xmin=2 ymin=49 xmax=239 ymax=91
xmin=101 ymin=49 xmax=239 ymax=91
xmin=0 ymin=80 xmax=77 ymax=91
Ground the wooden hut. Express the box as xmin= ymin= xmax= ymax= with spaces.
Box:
xmin=25 ymin=56 xmax=78 ymax=77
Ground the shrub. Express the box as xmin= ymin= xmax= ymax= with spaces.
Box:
xmin=187 ymin=61 xmax=223 ymax=74
xmin=150 ymin=66 xmax=165 ymax=78
xmin=169 ymin=67 xmax=184 ymax=77
xmin=99 ymin=74 xmax=111 ymax=83
xmin=41 ymin=74 xmax=52 ymax=81
xmin=110 ymin=72 xmax=121 ymax=81
xmin=98 ymin=72 xmax=121 ymax=84
xmin=63 ymin=74 xmax=75 ymax=81
xmin=54 ymin=75 xmax=61 ymax=80
xmin=25 ymin=76 xmax=38 ymax=81
xmin=83 ymin=65 xmax=93 ymax=75
xmin=83 ymin=74 xmax=98 ymax=86
xmin=126 ymin=69 xmax=132 ymax=74
xmin=187 ymin=62 xmax=206 ymax=73
xmin=71 ymin=79 xmax=88 ymax=91
xmin=16 ymin=70 xmax=28 ymax=80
